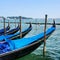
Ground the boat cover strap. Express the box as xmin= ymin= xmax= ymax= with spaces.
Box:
xmin=3 ymin=36 xmax=15 ymax=50
xmin=0 ymin=42 xmax=11 ymax=54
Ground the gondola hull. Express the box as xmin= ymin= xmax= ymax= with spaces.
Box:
xmin=1 ymin=25 xmax=20 ymax=35
xmin=0 ymin=24 xmax=32 ymax=41
xmin=0 ymin=24 xmax=55 ymax=60
xmin=10 ymin=25 xmax=32 ymax=40
xmin=0 ymin=26 xmax=10 ymax=35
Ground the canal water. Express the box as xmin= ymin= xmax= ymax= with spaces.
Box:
xmin=0 ymin=18 xmax=60 ymax=60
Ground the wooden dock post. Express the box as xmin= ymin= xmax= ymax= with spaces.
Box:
xmin=19 ymin=16 xmax=22 ymax=38
xmin=8 ymin=19 xmax=10 ymax=27
xmin=43 ymin=14 xmax=47 ymax=56
xmin=15 ymin=18 xmax=16 ymax=28
xmin=3 ymin=17 xmax=6 ymax=35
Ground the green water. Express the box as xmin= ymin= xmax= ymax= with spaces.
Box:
xmin=0 ymin=18 xmax=60 ymax=60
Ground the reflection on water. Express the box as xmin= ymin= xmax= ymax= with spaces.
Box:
xmin=17 ymin=53 xmax=55 ymax=60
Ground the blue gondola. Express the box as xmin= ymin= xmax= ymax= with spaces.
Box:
xmin=0 ymin=25 xmax=10 ymax=35
xmin=0 ymin=23 xmax=32 ymax=41
xmin=0 ymin=21 xmax=56 ymax=60
xmin=0 ymin=25 xmax=20 ymax=35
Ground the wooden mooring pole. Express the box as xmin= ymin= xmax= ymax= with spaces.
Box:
xmin=3 ymin=17 xmax=6 ymax=35
xmin=8 ymin=19 xmax=10 ymax=27
xmin=15 ymin=18 xmax=16 ymax=28
xmin=19 ymin=16 xmax=22 ymax=38
xmin=43 ymin=14 xmax=47 ymax=57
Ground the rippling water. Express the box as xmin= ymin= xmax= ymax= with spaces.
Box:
xmin=0 ymin=18 xmax=60 ymax=60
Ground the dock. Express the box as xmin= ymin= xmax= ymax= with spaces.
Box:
xmin=25 ymin=22 xmax=60 ymax=25
xmin=0 ymin=22 xmax=60 ymax=25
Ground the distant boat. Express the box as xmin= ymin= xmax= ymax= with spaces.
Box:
xmin=0 ymin=21 xmax=56 ymax=60
xmin=0 ymin=23 xmax=32 ymax=41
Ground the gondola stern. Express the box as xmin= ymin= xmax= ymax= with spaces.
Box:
xmin=29 ymin=22 xmax=32 ymax=28
xmin=53 ymin=20 xmax=56 ymax=28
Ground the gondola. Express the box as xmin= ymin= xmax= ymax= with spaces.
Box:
xmin=0 ymin=25 xmax=10 ymax=35
xmin=0 ymin=21 xmax=56 ymax=60
xmin=0 ymin=23 xmax=32 ymax=41
xmin=0 ymin=25 xmax=20 ymax=35
xmin=10 ymin=23 xmax=32 ymax=40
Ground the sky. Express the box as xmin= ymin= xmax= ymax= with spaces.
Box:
xmin=0 ymin=0 xmax=60 ymax=18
